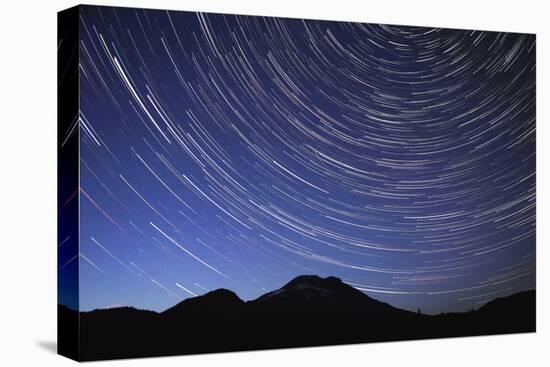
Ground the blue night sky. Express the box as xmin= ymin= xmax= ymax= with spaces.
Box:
xmin=70 ymin=5 xmax=535 ymax=314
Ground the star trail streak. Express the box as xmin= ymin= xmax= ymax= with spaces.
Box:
xmin=74 ymin=6 xmax=535 ymax=314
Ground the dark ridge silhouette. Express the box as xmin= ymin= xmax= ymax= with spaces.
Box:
xmin=251 ymin=275 xmax=406 ymax=314
xmin=163 ymin=288 xmax=244 ymax=317
xmin=59 ymin=275 xmax=535 ymax=361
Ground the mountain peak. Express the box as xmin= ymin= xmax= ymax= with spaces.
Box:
xmin=201 ymin=288 xmax=241 ymax=300
xmin=162 ymin=288 xmax=243 ymax=316
xmin=280 ymin=275 xmax=344 ymax=292
xmin=251 ymin=274 xmax=374 ymax=308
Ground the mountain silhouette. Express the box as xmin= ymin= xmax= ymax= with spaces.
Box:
xmin=58 ymin=275 xmax=535 ymax=361
xmin=163 ymin=288 xmax=244 ymax=317
xmin=253 ymin=275 xmax=385 ymax=308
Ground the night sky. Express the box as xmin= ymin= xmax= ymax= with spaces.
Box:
xmin=71 ymin=5 xmax=535 ymax=314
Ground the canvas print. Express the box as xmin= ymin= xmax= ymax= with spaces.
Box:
xmin=58 ymin=5 xmax=536 ymax=362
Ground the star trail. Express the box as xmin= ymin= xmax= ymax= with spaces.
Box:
xmin=69 ymin=5 xmax=535 ymax=314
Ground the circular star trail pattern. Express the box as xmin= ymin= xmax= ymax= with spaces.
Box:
xmin=74 ymin=6 xmax=535 ymax=314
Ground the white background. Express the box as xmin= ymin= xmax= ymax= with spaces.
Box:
xmin=0 ymin=0 xmax=547 ymax=365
